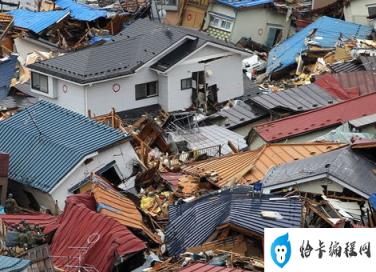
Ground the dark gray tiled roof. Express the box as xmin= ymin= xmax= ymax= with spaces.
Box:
xmin=29 ymin=19 xmax=244 ymax=84
xmin=262 ymin=147 xmax=376 ymax=198
xmin=250 ymin=83 xmax=338 ymax=112
xmin=329 ymin=60 xmax=364 ymax=73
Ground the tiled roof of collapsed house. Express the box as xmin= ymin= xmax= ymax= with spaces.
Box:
xmin=315 ymin=71 xmax=376 ymax=100
xmin=0 ymin=54 xmax=17 ymax=100
xmin=266 ymin=16 xmax=373 ymax=74
xmin=166 ymin=186 xmax=301 ymax=255
xmin=28 ymin=18 xmax=248 ymax=84
xmin=8 ymin=9 xmax=70 ymax=33
xmin=215 ymin=0 xmax=272 ymax=8
xmin=0 ymin=255 xmax=31 ymax=272
xmin=262 ymin=147 xmax=376 ymax=198
xmin=254 ymin=92 xmax=376 ymax=142
xmin=0 ymin=101 xmax=127 ymax=192
xmin=50 ymin=193 xmax=146 ymax=271
xmin=55 ymin=0 xmax=107 ymax=21
xmin=182 ymin=143 xmax=344 ymax=187
xmin=178 ymin=263 xmax=247 ymax=271
xmin=250 ymin=83 xmax=338 ymax=112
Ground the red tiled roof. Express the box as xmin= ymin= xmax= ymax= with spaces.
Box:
xmin=0 ymin=214 xmax=58 ymax=234
xmin=50 ymin=193 xmax=146 ymax=272
xmin=178 ymin=263 xmax=247 ymax=272
xmin=316 ymin=71 xmax=376 ymax=100
xmin=255 ymin=92 xmax=376 ymax=142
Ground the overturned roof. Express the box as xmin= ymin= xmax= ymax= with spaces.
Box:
xmin=55 ymin=0 xmax=107 ymax=21
xmin=29 ymin=19 xmax=246 ymax=84
xmin=254 ymin=92 xmax=376 ymax=142
xmin=182 ymin=143 xmax=344 ymax=187
xmin=50 ymin=194 xmax=146 ymax=271
xmin=0 ymin=213 xmax=58 ymax=233
xmin=166 ymin=186 xmax=302 ymax=255
xmin=8 ymin=9 xmax=69 ymax=33
xmin=250 ymin=83 xmax=338 ymax=112
xmin=262 ymin=147 xmax=376 ymax=198
xmin=0 ymin=101 xmax=126 ymax=192
xmin=216 ymin=0 xmax=272 ymax=8
xmin=267 ymin=17 xmax=372 ymax=74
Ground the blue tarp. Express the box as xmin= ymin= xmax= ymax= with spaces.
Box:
xmin=0 ymin=54 xmax=18 ymax=100
xmin=216 ymin=0 xmax=272 ymax=8
xmin=369 ymin=194 xmax=376 ymax=210
xmin=0 ymin=255 xmax=30 ymax=272
xmin=8 ymin=9 xmax=69 ymax=33
xmin=55 ymin=0 xmax=107 ymax=21
xmin=267 ymin=16 xmax=373 ymax=74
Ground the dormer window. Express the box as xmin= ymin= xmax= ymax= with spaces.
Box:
xmin=31 ymin=72 xmax=49 ymax=93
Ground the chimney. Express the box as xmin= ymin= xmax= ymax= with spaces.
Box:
xmin=0 ymin=152 xmax=9 ymax=206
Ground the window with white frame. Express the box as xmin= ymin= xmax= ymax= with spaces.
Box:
xmin=31 ymin=72 xmax=49 ymax=93
xmin=135 ymin=81 xmax=158 ymax=100
xmin=181 ymin=78 xmax=192 ymax=90
xmin=209 ymin=14 xmax=233 ymax=32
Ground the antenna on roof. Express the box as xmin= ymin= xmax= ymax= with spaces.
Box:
xmin=25 ymin=108 xmax=43 ymax=139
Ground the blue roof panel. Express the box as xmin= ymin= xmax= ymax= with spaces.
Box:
xmin=0 ymin=54 xmax=18 ymax=99
xmin=8 ymin=9 xmax=69 ymax=33
xmin=0 ymin=101 xmax=126 ymax=192
xmin=55 ymin=0 xmax=107 ymax=21
xmin=267 ymin=16 xmax=373 ymax=74
xmin=0 ymin=256 xmax=30 ymax=272
xmin=216 ymin=0 xmax=272 ymax=8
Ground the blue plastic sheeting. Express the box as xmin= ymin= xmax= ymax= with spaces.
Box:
xmin=0 ymin=54 xmax=17 ymax=99
xmin=369 ymin=194 xmax=376 ymax=210
xmin=89 ymin=35 xmax=113 ymax=45
xmin=0 ymin=101 xmax=126 ymax=192
xmin=55 ymin=0 xmax=107 ymax=21
xmin=216 ymin=0 xmax=272 ymax=8
xmin=0 ymin=206 xmax=4 ymax=214
xmin=8 ymin=9 xmax=69 ymax=33
xmin=267 ymin=16 xmax=373 ymax=74
xmin=0 ymin=256 xmax=30 ymax=272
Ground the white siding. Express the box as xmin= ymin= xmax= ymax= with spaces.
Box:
xmin=344 ymin=0 xmax=376 ymax=26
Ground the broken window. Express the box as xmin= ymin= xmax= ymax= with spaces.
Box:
xmin=368 ymin=5 xmax=376 ymax=18
xmin=135 ymin=81 xmax=158 ymax=100
xmin=31 ymin=72 xmax=48 ymax=93
xmin=181 ymin=78 xmax=192 ymax=90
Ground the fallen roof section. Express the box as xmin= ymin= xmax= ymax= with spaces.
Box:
xmin=178 ymin=263 xmax=247 ymax=272
xmin=50 ymin=193 xmax=146 ymax=272
xmin=216 ymin=0 xmax=272 ymax=8
xmin=0 ymin=54 xmax=18 ymax=100
xmin=0 ymin=100 xmax=126 ymax=192
xmin=360 ymin=56 xmax=376 ymax=71
xmin=250 ymin=83 xmax=338 ymax=112
xmin=166 ymin=187 xmax=301 ymax=255
xmin=254 ymin=92 xmax=376 ymax=142
xmin=267 ymin=16 xmax=372 ymax=74
xmin=55 ymin=0 xmax=107 ymax=21
xmin=182 ymin=143 xmax=344 ymax=187
xmin=8 ymin=9 xmax=69 ymax=33
xmin=328 ymin=60 xmax=365 ymax=73
xmin=0 ymin=213 xmax=58 ymax=233
xmin=0 ymin=255 xmax=31 ymax=272
xmin=349 ymin=113 xmax=376 ymax=128
xmin=262 ymin=147 xmax=376 ymax=198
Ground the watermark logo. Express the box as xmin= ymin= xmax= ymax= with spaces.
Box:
xmin=271 ymin=233 xmax=291 ymax=268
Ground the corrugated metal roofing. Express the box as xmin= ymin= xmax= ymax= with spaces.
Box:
xmin=50 ymin=193 xmax=146 ymax=272
xmin=0 ymin=101 xmax=126 ymax=192
xmin=91 ymin=175 xmax=161 ymax=243
xmin=0 ymin=213 xmax=58 ymax=233
xmin=349 ymin=113 xmax=376 ymax=128
xmin=254 ymin=92 xmax=376 ymax=142
xmin=179 ymin=263 xmax=246 ymax=272
xmin=329 ymin=60 xmax=364 ymax=73
xmin=267 ymin=17 xmax=372 ymax=74
xmin=250 ymin=83 xmax=338 ymax=112
xmin=166 ymin=186 xmax=302 ymax=255
xmin=0 ymin=54 xmax=18 ymax=99
xmin=8 ymin=9 xmax=69 ymax=33
xmin=0 ymin=256 xmax=30 ymax=272
xmin=360 ymin=56 xmax=376 ymax=71
xmin=216 ymin=0 xmax=272 ymax=8
xmin=55 ymin=0 xmax=107 ymax=21
xmin=182 ymin=143 xmax=344 ymax=187
xmin=262 ymin=147 xmax=376 ymax=198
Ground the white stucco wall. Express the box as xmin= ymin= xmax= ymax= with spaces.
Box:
xmin=50 ymin=140 xmax=139 ymax=210
xmin=344 ymin=0 xmax=376 ymax=26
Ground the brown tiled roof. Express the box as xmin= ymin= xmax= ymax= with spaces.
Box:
xmin=182 ymin=143 xmax=345 ymax=187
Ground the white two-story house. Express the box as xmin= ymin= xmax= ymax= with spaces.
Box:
xmin=28 ymin=19 xmax=250 ymax=116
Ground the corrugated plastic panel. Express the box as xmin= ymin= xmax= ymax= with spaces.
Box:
xmin=8 ymin=9 xmax=69 ymax=33
xmin=255 ymin=92 xmax=376 ymax=142
xmin=0 ymin=101 xmax=126 ymax=192
xmin=216 ymin=0 xmax=272 ymax=8
xmin=50 ymin=194 xmax=146 ymax=272
xmin=179 ymin=263 xmax=246 ymax=272
xmin=0 ymin=54 xmax=18 ymax=99
xmin=267 ymin=17 xmax=372 ymax=73
xmin=166 ymin=187 xmax=301 ymax=255
xmin=0 ymin=256 xmax=30 ymax=272
xmin=55 ymin=0 xmax=107 ymax=21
